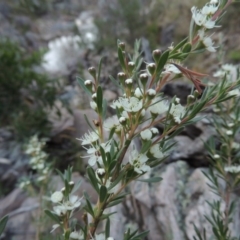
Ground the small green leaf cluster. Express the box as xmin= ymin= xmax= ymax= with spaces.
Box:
xmin=0 ymin=39 xmax=59 ymax=139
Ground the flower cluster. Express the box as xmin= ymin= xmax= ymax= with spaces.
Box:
xmin=42 ymin=35 xmax=82 ymax=75
xmin=191 ymin=0 xmax=220 ymax=52
xmin=22 ymin=135 xmax=50 ymax=185
xmin=214 ymin=64 xmax=240 ymax=96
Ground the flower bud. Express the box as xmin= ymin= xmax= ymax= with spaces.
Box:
xmin=118 ymin=72 xmax=126 ymax=85
xmin=125 ymin=78 xmax=133 ymax=89
xmin=92 ymin=93 xmax=97 ymax=100
xmin=90 ymin=101 xmax=97 ymax=110
xmin=61 ymin=187 xmax=66 ymax=194
xmin=213 ymin=154 xmax=220 ymax=159
xmin=227 ymin=123 xmax=234 ymax=128
xmin=147 ymin=89 xmax=156 ymax=99
xmin=193 ymin=90 xmax=200 ymax=98
xmin=152 ymin=49 xmax=161 ymax=62
xmin=119 ymin=117 xmax=127 ymax=125
xmin=226 ymin=130 xmax=233 ymax=136
xmin=84 ymin=80 xmax=93 ymax=93
xmin=150 ymin=127 xmax=159 ymax=136
xmin=140 ymin=129 xmax=152 ymax=140
xmin=147 ymin=63 xmax=156 ymax=76
xmin=88 ymin=67 xmax=96 ymax=79
xmin=69 ymin=181 xmax=75 ymax=192
xmin=140 ymin=73 xmax=149 ymax=87
xmin=187 ymin=95 xmax=195 ymax=105
xmin=134 ymin=87 xmax=143 ymax=98
xmin=118 ymin=42 xmax=125 ymax=51
xmin=96 ymin=168 xmax=106 ymax=178
xmin=128 ymin=62 xmax=135 ymax=73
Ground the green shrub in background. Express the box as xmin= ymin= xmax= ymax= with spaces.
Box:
xmin=0 ymin=39 xmax=58 ymax=140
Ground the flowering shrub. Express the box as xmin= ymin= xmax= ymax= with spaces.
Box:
xmin=45 ymin=0 xmax=240 ymax=239
xmin=193 ymin=63 xmax=240 ymax=240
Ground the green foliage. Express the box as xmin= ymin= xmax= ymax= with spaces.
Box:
xmin=0 ymin=215 xmax=8 ymax=237
xmin=18 ymin=0 xmax=50 ymax=15
xmin=0 ymin=39 xmax=58 ymax=139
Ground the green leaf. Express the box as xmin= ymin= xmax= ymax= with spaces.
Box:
xmin=72 ymin=179 xmax=82 ymax=194
xmin=131 ymin=230 xmax=149 ymax=240
xmin=140 ymin=140 xmax=152 ymax=154
xmin=0 ymin=215 xmax=8 ymax=236
xmin=167 ymin=127 xmax=184 ymax=138
xmin=137 ymin=177 xmax=162 ymax=183
xmin=76 ymin=76 xmax=92 ymax=96
xmin=87 ymin=167 xmax=100 ymax=193
xmin=99 ymin=185 xmax=108 ymax=203
xmin=118 ymin=47 xmax=126 ymax=71
xmin=102 ymin=99 xmax=108 ymax=120
xmin=156 ymin=50 xmax=169 ymax=75
xmin=97 ymin=86 xmax=103 ymax=115
xmin=44 ymin=210 xmax=60 ymax=223
xmin=106 ymin=199 xmax=123 ymax=208
xmin=84 ymin=114 xmax=95 ymax=132
xmin=99 ymin=211 xmax=117 ymax=220
xmin=83 ymin=192 xmax=95 ymax=217
xmin=109 ymin=75 xmax=122 ymax=90
xmin=109 ymin=160 xmax=117 ymax=172
xmin=171 ymin=37 xmax=188 ymax=54
xmin=105 ymin=218 xmax=110 ymax=238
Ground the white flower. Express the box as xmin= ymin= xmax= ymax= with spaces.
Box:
xmin=149 ymin=98 xmax=169 ymax=115
xmin=202 ymin=4 xmax=218 ymax=15
xmin=213 ymin=154 xmax=220 ymax=159
xmin=162 ymin=64 xmax=181 ymax=74
xmin=113 ymin=97 xmax=143 ymax=112
xmin=123 ymin=97 xmax=143 ymax=112
xmin=53 ymin=205 xmax=67 ymax=216
xmin=85 ymin=142 xmax=111 ymax=166
xmin=169 ymin=103 xmax=186 ymax=124
xmin=198 ymin=30 xmax=216 ymax=52
xmin=78 ymin=131 xmax=99 ymax=145
xmin=70 ymin=231 xmax=84 ymax=239
xmin=42 ymin=35 xmax=82 ymax=75
xmin=210 ymin=0 xmax=218 ymax=4
xmin=150 ymin=145 xmax=164 ymax=158
xmin=134 ymin=87 xmax=144 ymax=98
xmin=191 ymin=6 xmax=216 ymax=29
xmin=103 ymin=116 xmax=122 ymax=132
xmin=213 ymin=64 xmax=238 ymax=82
xmin=140 ymin=129 xmax=152 ymax=140
xmin=51 ymin=191 xmax=63 ymax=203
xmin=225 ymin=165 xmax=240 ymax=173
xmin=203 ymin=36 xmax=216 ymax=52
xmin=129 ymin=149 xmax=150 ymax=174
xmin=62 ymin=195 xmax=81 ymax=210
